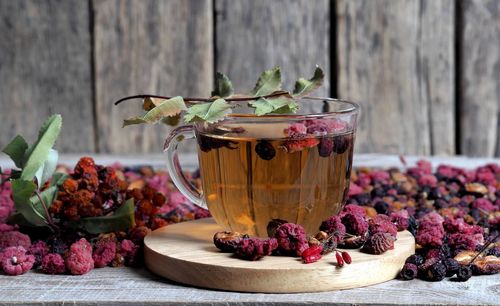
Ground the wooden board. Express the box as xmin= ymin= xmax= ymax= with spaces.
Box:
xmin=215 ymin=0 xmax=330 ymax=114
xmin=336 ymin=0 xmax=455 ymax=155
xmin=93 ymin=0 xmax=213 ymax=154
xmin=0 ymin=0 xmax=95 ymax=153
xmin=459 ymin=0 xmax=500 ymax=157
xmin=144 ymin=218 xmax=415 ymax=293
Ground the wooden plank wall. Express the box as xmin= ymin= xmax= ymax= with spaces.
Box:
xmin=0 ymin=0 xmax=498 ymax=157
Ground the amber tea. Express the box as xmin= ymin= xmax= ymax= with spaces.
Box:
xmin=195 ymin=121 xmax=354 ymax=236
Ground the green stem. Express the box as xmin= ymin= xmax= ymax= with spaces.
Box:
xmin=35 ymin=190 xmax=58 ymax=232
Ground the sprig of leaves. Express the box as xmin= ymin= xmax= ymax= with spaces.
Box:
xmin=119 ymin=66 xmax=325 ymax=126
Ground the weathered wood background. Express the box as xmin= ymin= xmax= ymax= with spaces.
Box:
xmin=0 ymin=0 xmax=498 ymax=157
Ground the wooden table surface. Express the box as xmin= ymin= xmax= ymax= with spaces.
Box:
xmin=0 ymin=154 xmax=499 ymax=305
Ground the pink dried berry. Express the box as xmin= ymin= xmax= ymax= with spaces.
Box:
xmin=236 ymin=238 xmax=266 ymax=261
xmin=65 ymin=238 xmax=94 ymax=275
xmin=93 ymin=240 xmax=116 ymax=268
xmin=41 ymin=253 xmax=66 ymax=274
xmin=0 ymin=246 xmax=35 ymax=276
xmin=0 ymin=231 xmax=31 ymax=250
xmin=274 ymin=223 xmax=309 ymax=256
xmin=341 ymin=213 xmax=368 ymax=236
xmin=319 ymin=216 xmax=346 ymax=243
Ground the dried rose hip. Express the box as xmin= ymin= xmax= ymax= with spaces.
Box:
xmin=213 ymin=231 xmax=248 ymax=253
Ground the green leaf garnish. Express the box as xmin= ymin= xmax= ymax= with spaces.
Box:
xmin=34 ymin=149 xmax=58 ymax=187
xmin=292 ymin=66 xmax=325 ymax=97
xmin=251 ymin=66 xmax=282 ymax=96
xmin=184 ymin=98 xmax=233 ymax=123
xmin=123 ymin=96 xmax=187 ymax=127
xmin=11 ymin=180 xmax=47 ymax=227
xmin=212 ymin=72 xmax=234 ymax=98
xmin=72 ymin=198 xmax=135 ymax=234
xmin=2 ymin=135 xmax=28 ymax=168
xmin=249 ymin=92 xmax=298 ymax=115
xmin=20 ymin=115 xmax=62 ymax=182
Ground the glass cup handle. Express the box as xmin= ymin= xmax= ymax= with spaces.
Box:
xmin=163 ymin=125 xmax=206 ymax=209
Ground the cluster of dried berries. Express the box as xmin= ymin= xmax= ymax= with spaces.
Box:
xmin=346 ymin=160 xmax=499 ymax=281
xmin=0 ymin=157 xmax=210 ymax=276
xmin=212 ymin=204 xmax=407 ymax=267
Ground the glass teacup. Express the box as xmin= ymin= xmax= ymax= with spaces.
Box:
xmin=164 ymin=98 xmax=359 ymax=236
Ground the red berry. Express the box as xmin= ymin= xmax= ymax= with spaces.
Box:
xmin=303 ymin=253 xmax=322 ymax=264
xmin=341 ymin=251 xmax=352 ymax=264
xmin=301 ymin=245 xmax=323 ymax=259
xmin=336 ymin=252 xmax=344 ymax=267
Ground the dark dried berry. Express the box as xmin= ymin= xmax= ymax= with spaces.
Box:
xmin=425 ymin=262 xmax=447 ymax=281
xmin=274 ymin=223 xmax=308 ymax=256
xmin=400 ymin=263 xmax=418 ymax=280
xmin=333 ymin=135 xmax=349 ymax=154
xmin=374 ymin=201 xmax=390 ymax=215
xmin=213 ymin=231 xmax=247 ymax=253
xmin=405 ymin=254 xmax=425 ymax=266
xmin=267 ymin=219 xmax=288 ymax=238
xmin=319 ymin=216 xmax=346 ymax=242
xmin=443 ymin=258 xmax=461 ymax=277
xmin=255 ymin=141 xmax=276 ymax=160
xmin=456 ymin=265 xmax=472 ymax=281
xmin=361 ymin=233 xmax=395 ymax=255
xmin=263 ymin=238 xmax=278 ymax=255
xmin=487 ymin=246 xmax=500 ymax=257
xmin=318 ymin=138 xmax=333 ymax=157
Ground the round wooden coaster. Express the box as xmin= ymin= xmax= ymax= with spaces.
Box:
xmin=144 ymin=218 xmax=415 ymax=293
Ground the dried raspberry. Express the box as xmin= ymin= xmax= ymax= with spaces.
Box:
xmin=425 ymin=248 xmax=444 ymax=261
xmin=65 ymin=238 xmax=94 ymax=275
xmin=418 ymin=174 xmax=438 ymax=187
xmin=340 ymin=204 xmax=367 ymax=218
xmin=361 ymin=233 xmax=395 ymax=255
xmin=390 ymin=210 xmax=410 ymax=231
xmin=213 ymin=231 xmax=248 ymax=253
xmin=368 ymin=217 xmax=398 ymax=237
xmin=0 ymin=224 xmax=17 ymax=233
xmin=263 ymin=238 xmax=278 ymax=255
xmin=274 ymin=223 xmax=309 ymax=256
xmin=416 ymin=229 xmax=444 ymax=248
xmin=267 ymin=219 xmax=288 ymax=238
xmin=236 ymin=238 xmax=266 ymax=261
xmin=93 ymin=240 xmax=116 ymax=268
xmin=284 ymin=123 xmax=307 ymax=137
xmin=472 ymin=198 xmax=495 ymax=212
xmin=448 ymin=233 xmax=482 ymax=252
xmin=0 ymin=246 xmax=35 ymax=275
xmin=28 ymin=240 xmax=49 ymax=267
xmin=119 ymin=239 xmax=139 ymax=266
xmin=41 ymin=253 xmax=66 ymax=274
xmin=348 ymin=183 xmax=364 ymax=197
xmin=282 ymin=138 xmax=320 ymax=153
xmin=0 ymin=231 xmax=31 ymax=250
xmin=319 ymin=216 xmax=346 ymax=243
xmin=341 ymin=213 xmax=368 ymax=236
xmin=400 ymin=263 xmax=418 ymax=280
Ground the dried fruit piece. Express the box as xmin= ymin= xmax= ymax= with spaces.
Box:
xmin=400 ymin=263 xmax=418 ymax=280
xmin=319 ymin=216 xmax=346 ymax=243
xmin=456 ymin=265 xmax=472 ymax=281
xmin=41 ymin=253 xmax=66 ymax=274
xmin=361 ymin=233 xmax=395 ymax=255
xmin=0 ymin=246 xmax=35 ymax=276
xmin=341 ymin=251 xmax=352 ymax=264
xmin=235 ymin=238 xmax=265 ymax=261
xmin=213 ymin=231 xmax=248 ymax=253
xmin=274 ymin=223 xmax=308 ymax=256
xmin=255 ymin=141 xmax=276 ymax=161
xmin=267 ymin=219 xmax=288 ymax=238
xmin=335 ymin=252 xmax=344 ymax=267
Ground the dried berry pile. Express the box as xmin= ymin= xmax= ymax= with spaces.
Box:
xmin=0 ymin=157 xmax=498 ymax=283
xmin=0 ymin=157 xmax=209 ymax=276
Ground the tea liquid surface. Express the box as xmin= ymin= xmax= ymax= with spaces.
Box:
xmin=196 ymin=123 xmax=354 ymax=236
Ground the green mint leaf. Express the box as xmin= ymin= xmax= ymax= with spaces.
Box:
xmin=249 ymin=92 xmax=298 ymax=115
xmin=211 ymin=72 xmax=234 ymax=98
xmin=73 ymin=198 xmax=135 ymax=234
xmin=292 ymin=66 xmax=325 ymax=97
xmin=123 ymin=96 xmax=187 ymax=127
xmin=11 ymin=180 xmax=48 ymax=227
xmin=34 ymin=149 xmax=58 ymax=188
xmin=2 ymin=135 xmax=28 ymax=168
xmin=184 ymin=99 xmax=233 ymax=123
xmin=7 ymin=212 xmax=34 ymax=228
xmin=251 ymin=66 xmax=282 ymax=96
xmin=21 ymin=115 xmax=62 ymax=182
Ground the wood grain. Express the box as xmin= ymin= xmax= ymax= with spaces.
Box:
xmin=215 ymin=0 xmax=330 ymax=114
xmin=459 ymin=0 xmax=500 ymax=157
xmin=144 ymin=218 xmax=415 ymax=293
xmin=93 ymin=0 xmax=213 ymax=154
xmin=0 ymin=0 xmax=94 ymax=153
xmin=336 ymin=0 xmax=455 ymax=155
